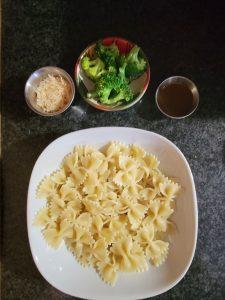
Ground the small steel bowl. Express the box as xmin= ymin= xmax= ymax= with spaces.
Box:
xmin=155 ymin=76 xmax=199 ymax=119
xmin=25 ymin=66 xmax=75 ymax=116
xmin=75 ymin=37 xmax=150 ymax=111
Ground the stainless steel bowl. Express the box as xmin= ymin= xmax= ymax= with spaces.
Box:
xmin=155 ymin=76 xmax=199 ymax=119
xmin=25 ymin=66 xmax=75 ymax=116
xmin=75 ymin=37 xmax=150 ymax=111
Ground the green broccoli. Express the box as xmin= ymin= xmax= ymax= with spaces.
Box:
xmin=95 ymin=40 xmax=119 ymax=70
xmin=81 ymin=56 xmax=105 ymax=80
xmin=125 ymin=45 xmax=147 ymax=80
xmin=118 ymin=57 xmax=128 ymax=81
xmin=116 ymin=60 xmax=133 ymax=103
xmin=87 ymin=70 xmax=133 ymax=104
xmin=108 ymin=81 xmax=133 ymax=104
xmin=87 ymin=72 xmax=119 ymax=103
xmin=116 ymin=54 xmax=126 ymax=69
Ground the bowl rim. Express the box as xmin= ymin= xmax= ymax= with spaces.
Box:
xmin=155 ymin=76 xmax=199 ymax=119
xmin=24 ymin=66 xmax=75 ymax=117
xmin=75 ymin=37 xmax=150 ymax=111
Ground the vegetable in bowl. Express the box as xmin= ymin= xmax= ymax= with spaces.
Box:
xmin=125 ymin=45 xmax=147 ymax=80
xmin=95 ymin=40 xmax=119 ymax=71
xmin=80 ymin=40 xmax=147 ymax=105
xmin=81 ymin=56 xmax=105 ymax=81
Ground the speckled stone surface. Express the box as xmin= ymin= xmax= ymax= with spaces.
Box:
xmin=1 ymin=0 xmax=225 ymax=299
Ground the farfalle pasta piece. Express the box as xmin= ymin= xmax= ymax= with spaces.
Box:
xmin=99 ymin=191 xmax=118 ymax=215
xmin=67 ymin=223 xmax=95 ymax=266
xmin=82 ymin=171 xmax=99 ymax=194
xmin=43 ymin=219 xmax=73 ymax=249
xmin=96 ymin=256 xmax=118 ymax=286
xmin=121 ymin=185 xmax=141 ymax=200
xmin=147 ymin=241 xmax=169 ymax=266
xmin=159 ymin=180 xmax=180 ymax=199
xmin=93 ymin=238 xmax=109 ymax=262
xmin=77 ymin=244 xmax=93 ymax=266
xmin=130 ymin=242 xmax=149 ymax=272
xmin=152 ymin=171 xmax=167 ymax=190
xmin=130 ymin=144 xmax=146 ymax=159
xmin=134 ymin=167 xmax=145 ymax=183
xmin=98 ymin=159 xmax=109 ymax=176
xmin=111 ymin=237 xmax=148 ymax=273
xmin=127 ymin=203 xmax=147 ymax=230
xmin=101 ymin=200 xmax=118 ymax=216
xmin=81 ymin=153 xmax=103 ymax=171
xmin=100 ymin=227 xmax=115 ymax=244
xmin=140 ymin=187 xmax=157 ymax=204
xmin=118 ymin=155 xmax=138 ymax=171
xmin=144 ymin=200 xmax=174 ymax=232
xmin=83 ymin=145 xmax=97 ymax=157
xmin=82 ymin=198 xmax=102 ymax=215
xmin=120 ymin=197 xmax=147 ymax=229
xmin=66 ymin=238 xmax=93 ymax=266
xmin=50 ymin=192 xmax=65 ymax=206
xmin=33 ymin=207 xmax=52 ymax=227
xmin=73 ymin=145 xmax=85 ymax=158
xmin=64 ymin=176 xmax=76 ymax=188
xmin=73 ymin=224 xmax=94 ymax=245
xmin=60 ymin=206 xmax=77 ymax=223
xmin=49 ymin=202 xmax=62 ymax=219
xmin=70 ymin=167 xmax=87 ymax=186
xmin=50 ymin=168 xmax=67 ymax=185
xmin=60 ymin=184 xmax=81 ymax=201
xmin=113 ymin=170 xmax=134 ymax=187
xmin=115 ymin=142 xmax=130 ymax=155
xmin=92 ymin=215 xmax=104 ymax=233
xmin=104 ymin=142 xmax=121 ymax=159
xmin=144 ymin=154 xmax=160 ymax=170
xmin=36 ymin=176 xmax=57 ymax=199
xmin=75 ymin=212 xmax=92 ymax=229
xmin=108 ymin=216 xmax=128 ymax=239
xmin=135 ymin=223 xmax=169 ymax=266
xmin=93 ymin=185 xmax=104 ymax=201
xmin=49 ymin=194 xmax=65 ymax=218
xmin=108 ymin=217 xmax=125 ymax=232
xmin=66 ymin=197 xmax=82 ymax=216
xmin=62 ymin=152 xmax=78 ymax=174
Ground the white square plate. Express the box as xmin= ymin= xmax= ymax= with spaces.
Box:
xmin=27 ymin=127 xmax=198 ymax=300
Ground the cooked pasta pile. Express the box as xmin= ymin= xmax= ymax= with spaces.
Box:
xmin=33 ymin=142 xmax=180 ymax=285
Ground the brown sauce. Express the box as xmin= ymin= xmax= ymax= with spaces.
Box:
xmin=157 ymin=83 xmax=195 ymax=117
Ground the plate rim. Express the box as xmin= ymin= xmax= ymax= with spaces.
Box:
xmin=27 ymin=127 xmax=198 ymax=299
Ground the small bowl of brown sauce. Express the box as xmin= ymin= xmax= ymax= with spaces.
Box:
xmin=155 ymin=76 xmax=199 ymax=119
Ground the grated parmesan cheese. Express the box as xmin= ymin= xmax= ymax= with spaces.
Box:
xmin=35 ymin=74 xmax=70 ymax=113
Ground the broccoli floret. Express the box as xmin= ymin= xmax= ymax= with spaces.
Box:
xmin=87 ymin=70 xmax=133 ymax=104
xmin=87 ymin=72 xmax=120 ymax=103
xmin=110 ymin=81 xmax=133 ymax=103
xmin=81 ymin=56 xmax=105 ymax=80
xmin=118 ymin=57 xmax=128 ymax=81
xmin=116 ymin=54 xmax=126 ymax=69
xmin=95 ymin=40 xmax=119 ymax=70
xmin=125 ymin=45 xmax=147 ymax=80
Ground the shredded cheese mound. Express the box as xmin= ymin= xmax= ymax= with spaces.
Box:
xmin=35 ymin=74 xmax=71 ymax=113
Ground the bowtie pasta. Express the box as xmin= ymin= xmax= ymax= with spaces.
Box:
xmin=33 ymin=142 xmax=180 ymax=286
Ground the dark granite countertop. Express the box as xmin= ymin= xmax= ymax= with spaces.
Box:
xmin=1 ymin=1 xmax=225 ymax=299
